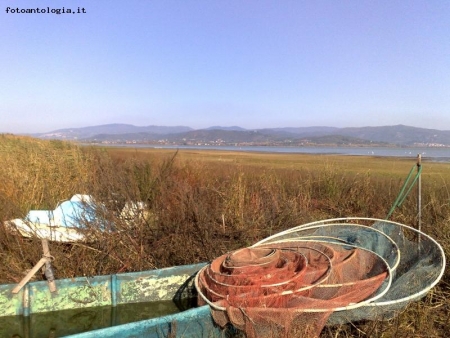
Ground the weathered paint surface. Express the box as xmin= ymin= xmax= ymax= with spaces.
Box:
xmin=0 ymin=263 xmax=206 ymax=317
xmin=29 ymin=279 xmax=112 ymax=313
xmin=119 ymin=274 xmax=191 ymax=303
xmin=0 ymin=286 xmax=23 ymax=316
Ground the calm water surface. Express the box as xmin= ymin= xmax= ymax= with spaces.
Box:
xmin=0 ymin=300 xmax=184 ymax=337
xmin=109 ymin=144 xmax=450 ymax=162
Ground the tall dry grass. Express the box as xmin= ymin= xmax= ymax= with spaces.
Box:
xmin=0 ymin=134 xmax=449 ymax=337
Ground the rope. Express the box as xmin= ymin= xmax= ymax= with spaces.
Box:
xmin=386 ymin=164 xmax=423 ymax=220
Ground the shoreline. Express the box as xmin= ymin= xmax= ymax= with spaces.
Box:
xmin=87 ymin=143 xmax=450 ymax=163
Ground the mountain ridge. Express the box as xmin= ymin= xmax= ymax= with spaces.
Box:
xmin=32 ymin=124 xmax=450 ymax=147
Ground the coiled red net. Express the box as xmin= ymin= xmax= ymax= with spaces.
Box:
xmin=196 ymin=242 xmax=388 ymax=337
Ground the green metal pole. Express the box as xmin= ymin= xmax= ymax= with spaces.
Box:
xmin=417 ymin=154 xmax=422 ymax=248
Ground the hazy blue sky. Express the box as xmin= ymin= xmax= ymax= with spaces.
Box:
xmin=1 ymin=1 xmax=449 ymax=133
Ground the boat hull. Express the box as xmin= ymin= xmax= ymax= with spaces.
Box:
xmin=0 ymin=263 xmax=233 ymax=338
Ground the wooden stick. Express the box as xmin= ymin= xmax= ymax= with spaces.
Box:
xmin=42 ymin=239 xmax=50 ymax=257
xmin=12 ymin=257 xmax=48 ymax=294
xmin=11 ymin=239 xmax=57 ymax=294
xmin=41 ymin=239 xmax=57 ymax=293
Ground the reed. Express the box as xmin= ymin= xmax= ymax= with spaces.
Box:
xmin=0 ymin=135 xmax=449 ymax=337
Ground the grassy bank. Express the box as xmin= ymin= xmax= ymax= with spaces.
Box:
xmin=1 ymin=135 xmax=449 ymax=337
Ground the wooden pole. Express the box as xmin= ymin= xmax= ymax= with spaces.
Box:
xmin=12 ymin=239 xmax=57 ymax=294
xmin=12 ymin=257 xmax=48 ymax=294
xmin=42 ymin=239 xmax=57 ymax=292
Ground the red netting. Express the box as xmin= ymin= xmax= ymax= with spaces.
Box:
xmin=197 ymin=243 xmax=388 ymax=337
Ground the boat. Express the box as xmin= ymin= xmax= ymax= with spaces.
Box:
xmin=0 ymin=262 xmax=234 ymax=338
xmin=1 ymin=217 xmax=444 ymax=338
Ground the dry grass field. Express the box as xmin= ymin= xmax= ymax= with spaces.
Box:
xmin=0 ymin=134 xmax=449 ymax=337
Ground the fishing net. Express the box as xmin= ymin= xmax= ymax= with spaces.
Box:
xmin=195 ymin=218 xmax=445 ymax=338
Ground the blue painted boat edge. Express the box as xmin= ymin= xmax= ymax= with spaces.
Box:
xmin=62 ymin=305 xmax=225 ymax=338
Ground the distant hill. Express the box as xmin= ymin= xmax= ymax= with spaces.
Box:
xmin=259 ymin=126 xmax=339 ymax=137
xmin=36 ymin=124 xmax=193 ymax=140
xmin=32 ymin=124 xmax=450 ymax=147
xmin=202 ymin=126 xmax=247 ymax=131
xmin=338 ymin=125 xmax=450 ymax=146
xmin=166 ymin=129 xmax=288 ymax=144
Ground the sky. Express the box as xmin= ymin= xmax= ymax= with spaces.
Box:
xmin=1 ymin=1 xmax=450 ymax=134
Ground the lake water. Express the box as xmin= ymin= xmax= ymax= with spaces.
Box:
xmin=111 ymin=144 xmax=450 ymax=162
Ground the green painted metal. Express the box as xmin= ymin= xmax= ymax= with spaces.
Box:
xmin=0 ymin=263 xmax=207 ymax=317
xmin=0 ymin=284 xmax=24 ymax=316
xmin=0 ymin=263 xmax=230 ymax=338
